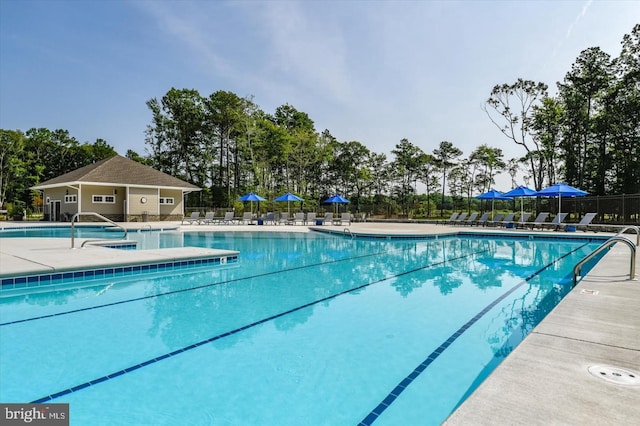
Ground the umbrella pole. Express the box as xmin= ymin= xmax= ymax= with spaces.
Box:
xmin=559 ymin=194 xmax=562 ymax=216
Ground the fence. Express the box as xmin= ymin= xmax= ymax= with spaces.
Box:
xmin=186 ymin=193 xmax=640 ymax=225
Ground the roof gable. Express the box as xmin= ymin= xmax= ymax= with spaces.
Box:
xmin=33 ymin=155 xmax=200 ymax=190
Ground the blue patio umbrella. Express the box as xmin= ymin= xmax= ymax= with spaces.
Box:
xmin=238 ymin=192 xmax=266 ymax=214
xmin=475 ymin=189 xmax=512 ymax=216
xmin=536 ymin=183 xmax=588 ymax=215
xmin=503 ymin=185 xmax=537 ymax=217
xmin=274 ymin=192 xmax=304 ymax=214
xmin=323 ymin=194 xmax=350 ymax=213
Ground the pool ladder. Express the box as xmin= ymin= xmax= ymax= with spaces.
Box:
xmin=70 ymin=212 xmax=128 ymax=248
xmin=572 ymin=227 xmax=638 ymax=286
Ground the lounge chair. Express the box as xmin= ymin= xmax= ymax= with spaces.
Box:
xmin=292 ymin=212 xmax=305 ymax=225
xmin=485 ymin=213 xmax=504 ymax=227
xmin=460 ymin=213 xmax=478 ymax=226
xmin=264 ymin=212 xmax=276 ymax=225
xmin=322 ymin=212 xmax=334 ymax=225
xmin=561 ymin=212 xmax=597 ymax=232
xmin=220 ymin=211 xmax=236 ymax=225
xmin=498 ymin=213 xmax=516 ymax=227
xmin=520 ymin=212 xmax=550 ymax=229
xmin=444 ymin=212 xmax=459 ymax=225
xmin=354 ymin=212 xmax=367 ymax=222
xmin=542 ymin=212 xmax=568 ymax=230
xmin=277 ymin=212 xmax=291 ymax=225
xmin=451 ymin=212 xmax=467 ymax=225
xmin=340 ymin=212 xmax=351 ymax=226
xmin=306 ymin=212 xmax=317 ymax=225
xmin=471 ymin=212 xmax=490 ymax=226
xmin=240 ymin=212 xmax=254 ymax=225
xmin=199 ymin=211 xmax=216 ymax=225
xmin=182 ymin=211 xmax=200 ymax=225
xmin=515 ymin=213 xmax=532 ymax=227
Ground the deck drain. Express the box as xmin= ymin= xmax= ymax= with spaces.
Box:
xmin=580 ymin=289 xmax=599 ymax=295
xmin=588 ymin=365 xmax=640 ymax=386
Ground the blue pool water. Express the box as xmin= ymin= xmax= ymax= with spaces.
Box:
xmin=0 ymin=230 xmax=604 ymax=425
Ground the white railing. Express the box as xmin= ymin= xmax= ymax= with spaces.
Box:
xmin=70 ymin=212 xmax=128 ymax=248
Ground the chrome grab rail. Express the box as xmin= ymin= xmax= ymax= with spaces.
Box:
xmin=344 ymin=228 xmax=354 ymax=238
xmin=71 ymin=212 xmax=128 ymax=248
xmin=573 ymin=236 xmax=636 ymax=286
xmin=615 ymin=225 xmax=639 ymax=246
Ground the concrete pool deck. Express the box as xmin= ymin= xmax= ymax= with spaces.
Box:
xmin=1 ymin=220 xmax=638 ymax=424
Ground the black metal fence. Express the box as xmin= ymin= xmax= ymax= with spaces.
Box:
xmin=357 ymin=193 xmax=640 ymax=225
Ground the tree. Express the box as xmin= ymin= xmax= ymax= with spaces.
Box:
xmin=418 ymin=153 xmax=439 ymax=217
xmin=484 ymin=79 xmax=548 ymax=190
xmin=146 ymin=88 xmax=205 ymax=184
xmin=558 ymin=47 xmax=613 ymax=193
xmin=391 ymin=138 xmax=424 ymax=217
xmin=0 ymin=130 xmax=26 ymax=208
xmin=433 ymin=140 xmax=462 ymax=216
xmin=469 ymin=144 xmax=505 ymax=193
xmin=530 ymin=97 xmax=564 ymax=187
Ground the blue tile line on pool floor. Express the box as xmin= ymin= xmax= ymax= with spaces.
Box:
xmin=357 ymin=241 xmax=591 ymax=426
xmin=0 ymin=256 xmax=238 ymax=291
xmin=29 ymin=247 xmax=493 ymax=404
xmin=1 ymin=243 xmax=430 ymax=326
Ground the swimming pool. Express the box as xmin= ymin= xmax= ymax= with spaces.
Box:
xmin=0 ymin=231 xmax=604 ymax=425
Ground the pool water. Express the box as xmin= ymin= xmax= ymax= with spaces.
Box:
xmin=0 ymin=231 xmax=603 ymax=425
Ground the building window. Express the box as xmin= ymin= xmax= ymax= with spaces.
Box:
xmin=92 ymin=195 xmax=116 ymax=204
xmin=64 ymin=195 xmax=77 ymax=203
xmin=159 ymin=197 xmax=174 ymax=205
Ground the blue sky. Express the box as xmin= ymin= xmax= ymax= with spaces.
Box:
xmin=1 ymin=0 xmax=637 ymax=189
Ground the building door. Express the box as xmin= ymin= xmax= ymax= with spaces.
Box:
xmin=51 ymin=201 xmax=61 ymax=221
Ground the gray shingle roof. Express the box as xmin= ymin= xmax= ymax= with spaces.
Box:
xmin=33 ymin=155 xmax=200 ymax=190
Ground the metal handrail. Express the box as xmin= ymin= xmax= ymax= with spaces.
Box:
xmin=573 ymin=236 xmax=636 ymax=286
xmin=615 ymin=225 xmax=639 ymax=246
xmin=344 ymin=228 xmax=354 ymax=238
xmin=71 ymin=212 xmax=128 ymax=248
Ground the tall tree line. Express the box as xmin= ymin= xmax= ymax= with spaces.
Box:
xmin=1 ymin=25 xmax=637 ymax=216
xmin=485 ymin=24 xmax=640 ymax=195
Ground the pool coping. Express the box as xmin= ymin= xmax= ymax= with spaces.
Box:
xmin=0 ymin=221 xmax=638 ymax=424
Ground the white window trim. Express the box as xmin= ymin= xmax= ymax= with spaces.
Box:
xmin=160 ymin=197 xmax=175 ymax=205
xmin=92 ymin=195 xmax=116 ymax=204
xmin=64 ymin=195 xmax=77 ymax=203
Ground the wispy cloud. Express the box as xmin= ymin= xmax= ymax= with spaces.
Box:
xmin=551 ymin=0 xmax=593 ymax=58
xmin=566 ymin=0 xmax=593 ymax=39
xmin=133 ymin=2 xmax=234 ymax=79
xmin=254 ymin=2 xmax=354 ymax=105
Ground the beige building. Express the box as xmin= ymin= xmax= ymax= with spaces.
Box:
xmin=32 ymin=155 xmax=200 ymax=222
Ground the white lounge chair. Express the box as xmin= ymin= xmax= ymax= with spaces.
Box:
xmin=451 ymin=212 xmax=468 ymax=225
xmin=542 ymin=212 xmax=568 ymax=230
xmin=471 ymin=212 xmax=490 ymax=226
xmin=220 ymin=211 xmax=235 ymax=225
xmin=340 ymin=212 xmax=351 ymax=225
xmin=322 ymin=212 xmax=333 ymax=225
xmin=515 ymin=213 xmax=532 ymax=227
xmin=444 ymin=212 xmax=459 ymax=225
xmin=182 ymin=211 xmax=200 ymax=225
xmin=485 ymin=213 xmax=504 ymax=227
xmin=277 ymin=212 xmax=290 ymax=225
xmin=264 ymin=212 xmax=276 ymax=225
xmin=498 ymin=212 xmax=516 ymax=227
xmin=292 ymin=212 xmax=305 ymax=225
xmin=199 ymin=211 xmax=215 ymax=225
xmin=460 ymin=213 xmax=478 ymax=226
xmin=569 ymin=212 xmax=598 ymax=232
xmin=520 ymin=212 xmax=550 ymax=229
xmin=240 ymin=212 xmax=254 ymax=224
xmin=306 ymin=212 xmax=317 ymax=225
